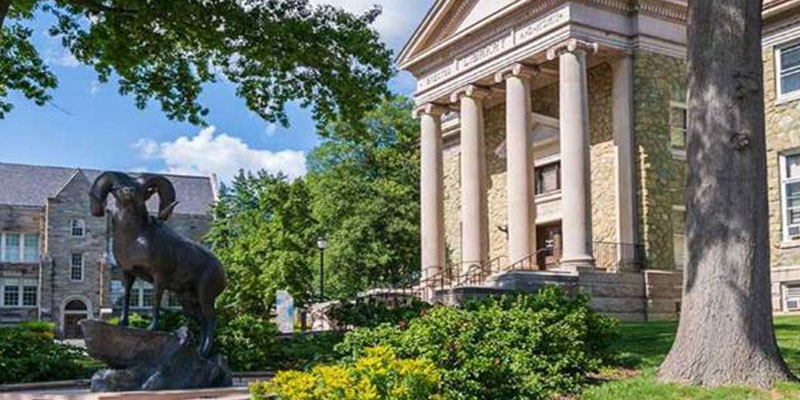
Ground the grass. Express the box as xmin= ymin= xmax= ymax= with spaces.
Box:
xmin=580 ymin=316 xmax=800 ymax=399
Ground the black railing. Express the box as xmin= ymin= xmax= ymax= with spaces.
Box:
xmin=592 ymin=241 xmax=645 ymax=271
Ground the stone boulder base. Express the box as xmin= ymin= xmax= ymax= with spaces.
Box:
xmin=80 ymin=320 xmax=233 ymax=392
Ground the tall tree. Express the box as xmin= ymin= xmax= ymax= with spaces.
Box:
xmin=658 ymin=0 xmax=795 ymax=387
xmin=0 ymin=0 xmax=392 ymax=124
xmin=207 ymin=172 xmax=316 ymax=315
xmin=307 ymin=96 xmax=420 ymax=298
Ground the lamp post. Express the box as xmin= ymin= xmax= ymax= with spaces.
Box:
xmin=316 ymin=236 xmax=327 ymax=300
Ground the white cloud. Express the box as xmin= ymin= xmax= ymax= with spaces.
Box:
xmin=265 ymin=123 xmax=278 ymax=137
xmin=89 ymin=80 xmax=102 ymax=95
xmin=134 ymin=127 xmax=307 ymax=182
xmin=308 ymin=0 xmax=431 ymax=49
xmin=45 ymin=48 xmax=81 ymax=68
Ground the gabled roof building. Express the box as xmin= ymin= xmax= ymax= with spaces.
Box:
xmin=0 ymin=163 xmax=218 ymax=338
xmin=402 ymin=0 xmax=800 ymax=318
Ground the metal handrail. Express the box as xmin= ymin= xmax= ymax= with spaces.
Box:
xmin=455 ymin=255 xmax=507 ymax=287
xmin=506 ymin=247 xmax=553 ymax=272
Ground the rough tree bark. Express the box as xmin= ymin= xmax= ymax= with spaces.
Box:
xmin=0 ymin=0 xmax=11 ymax=29
xmin=658 ymin=0 xmax=796 ymax=388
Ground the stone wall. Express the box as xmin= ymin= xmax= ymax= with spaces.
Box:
xmin=632 ymin=51 xmax=687 ymax=270
xmin=443 ymin=268 xmax=682 ymax=321
xmin=42 ymin=173 xmax=107 ymax=330
xmin=764 ymin=46 xmax=800 ymax=269
xmin=0 ymin=205 xmax=43 ymax=324
xmin=439 ymin=62 xmax=619 ymax=272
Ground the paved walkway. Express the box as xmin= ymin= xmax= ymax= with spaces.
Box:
xmin=0 ymin=387 xmax=253 ymax=400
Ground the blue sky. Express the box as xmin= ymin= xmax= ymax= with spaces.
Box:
xmin=0 ymin=0 xmax=431 ymax=182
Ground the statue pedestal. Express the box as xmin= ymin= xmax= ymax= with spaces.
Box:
xmin=80 ymin=320 xmax=233 ymax=392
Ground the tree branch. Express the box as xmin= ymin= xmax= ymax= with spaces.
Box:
xmin=0 ymin=0 xmax=11 ymax=30
xmin=62 ymin=0 xmax=137 ymax=16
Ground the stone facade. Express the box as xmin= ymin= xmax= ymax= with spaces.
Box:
xmin=0 ymin=164 xmax=216 ymax=336
xmin=632 ymin=51 xmax=687 ymax=270
xmin=764 ymin=30 xmax=800 ymax=313
xmin=439 ymin=61 xmax=623 ymax=271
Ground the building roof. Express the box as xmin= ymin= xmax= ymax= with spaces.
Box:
xmin=0 ymin=162 xmax=217 ymax=216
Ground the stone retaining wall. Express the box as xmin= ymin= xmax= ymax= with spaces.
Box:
xmin=439 ymin=269 xmax=683 ymax=321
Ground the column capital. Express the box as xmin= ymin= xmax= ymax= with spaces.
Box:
xmin=413 ymin=103 xmax=448 ymax=119
xmin=494 ymin=63 xmax=540 ymax=83
xmin=450 ymin=84 xmax=493 ymax=103
xmin=546 ymin=39 xmax=599 ymax=61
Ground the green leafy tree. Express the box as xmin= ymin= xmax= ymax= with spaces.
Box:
xmin=0 ymin=0 xmax=393 ymax=124
xmin=307 ymin=96 xmax=420 ymax=298
xmin=207 ymin=171 xmax=316 ymax=315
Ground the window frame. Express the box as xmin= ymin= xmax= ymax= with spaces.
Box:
xmin=70 ymin=219 xmax=86 ymax=237
xmin=776 ymin=42 xmax=800 ymax=102
xmin=0 ymin=278 xmax=38 ymax=308
xmin=780 ymin=151 xmax=800 ymax=241
xmin=786 ymin=283 xmax=800 ymax=312
xmin=70 ymin=252 xmax=84 ymax=282
xmin=534 ymin=161 xmax=562 ymax=196
xmin=669 ymin=101 xmax=688 ymax=159
xmin=0 ymin=232 xmax=40 ymax=264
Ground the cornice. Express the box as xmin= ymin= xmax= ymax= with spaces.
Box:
xmin=402 ymin=0 xmax=687 ymax=76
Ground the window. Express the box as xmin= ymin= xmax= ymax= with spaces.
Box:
xmin=125 ymin=281 xmax=180 ymax=309
xmin=781 ymin=153 xmax=800 ymax=240
xmin=23 ymin=234 xmax=39 ymax=262
xmin=535 ymin=162 xmax=561 ymax=195
xmin=70 ymin=253 xmax=84 ymax=281
xmin=4 ymin=234 xmax=20 ymax=262
xmin=1 ymin=233 xmax=39 ymax=263
xmin=22 ymin=285 xmax=37 ymax=307
xmin=670 ymin=102 xmax=688 ymax=152
xmin=71 ymin=219 xmax=85 ymax=237
xmin=1 ymin=278 xmax=37 ymax=307
xmin=111 ymin=280 xmax=124 ymax=307
xmin=778 ymin=43 xmax=800 ymax=99
xmin=672 ymin=206 xmax=687 ymax=269
xmin=787 ymin=285 xmax=800 ymax=311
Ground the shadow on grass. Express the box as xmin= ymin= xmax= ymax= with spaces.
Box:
xmin=608 ymin=320 xmax=678 ymax=370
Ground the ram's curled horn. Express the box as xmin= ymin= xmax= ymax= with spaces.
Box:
xmin=89 ymin=172 xmax=128 ymax=217
xmin=139 ymin=174 xmax=178 ymax=221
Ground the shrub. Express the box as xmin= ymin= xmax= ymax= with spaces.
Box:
xmin=215 ymin=314 xmax=279 ymax=371
xmin=18 ymin=320 xmax=56 ymax=340
xmin=328 ymin=298 xmax=430 ymax=329
xmin=250 ymin=346 xmax=442 ymax=400
xmin=0 ymin=325 xmax=94 ymax=384
xmin=335 ymin=287 xmax=618 ymax=400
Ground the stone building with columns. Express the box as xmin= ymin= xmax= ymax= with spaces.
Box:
xmin=400 ymin=0 xmax=800 ymax=319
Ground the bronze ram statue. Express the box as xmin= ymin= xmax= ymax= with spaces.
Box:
xmin=89 ymin=172 xmax=226 ymax=357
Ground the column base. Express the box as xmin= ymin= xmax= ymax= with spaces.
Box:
xmin=556 ymin=256 xmax=595 ymax=272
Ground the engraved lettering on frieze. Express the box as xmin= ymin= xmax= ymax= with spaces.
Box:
xmin=514 ymin=8 xmax=569 ymax=44
xmin=457 ymin=35 xmax=512 ymax=71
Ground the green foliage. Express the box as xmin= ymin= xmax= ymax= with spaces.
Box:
xmin=208 ymin=172 xmax=316 ymax=313
xmin=328 ymin=298 xmax=430 ymax=329
xmin=2 ymin=0 xmax=392 ymax=126
xmin=251 ymin=346 xmax=442 ymax=400
xmin=0 ymin=23 xmax=57 ymax=118
xmin=307 ymin=96 xmax=421 ymax=298
xmin=0 ymin=324 xmax=94 ymax=384
xmin=215 ymin=313 xmax=279 ymax=372
xmin=336 ymin=287 xmax=619 ymax=400
xmin=18 ymin=320 xmax=56 ymax=339
xmin=269 ymin=331 xmax=344 ymax=371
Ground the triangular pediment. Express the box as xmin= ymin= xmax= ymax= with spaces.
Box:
xmin=397 ymin=0 xmax=524 ymax=69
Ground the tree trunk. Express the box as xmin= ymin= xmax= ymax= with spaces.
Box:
xmin=658 ymin=0 xmax=796 ymax=388
xmin=0 ymin=0 xmax=10 ymax=30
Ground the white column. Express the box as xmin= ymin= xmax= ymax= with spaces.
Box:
xmin=451 ymin=85 xmax=491 ymax=268
xmin=495 ymin=64 xmax=538 ymax=265
xmin=416 ymin=104 xmax=447 ymax=281
xmin=547 ymin=39 xmax=598 ymax=270
xmin=612 ymin=54 xmax=638 ymax=270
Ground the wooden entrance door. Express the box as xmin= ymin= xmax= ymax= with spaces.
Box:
xmin=536 ymin=223 xmax=562 ymax=270
xmin=62 ymin=299 xmax=88 ymax=339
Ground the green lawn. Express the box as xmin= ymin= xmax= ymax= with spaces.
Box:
xmin=580 ymin=316 xmax=800 ymax=399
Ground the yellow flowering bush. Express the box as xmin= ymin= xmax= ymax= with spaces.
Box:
xmin=250 ymin=346 xmax=442 ymax=400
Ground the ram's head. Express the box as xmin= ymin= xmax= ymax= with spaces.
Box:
xmin=89 ymin=172 xmax=179 ymax=221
